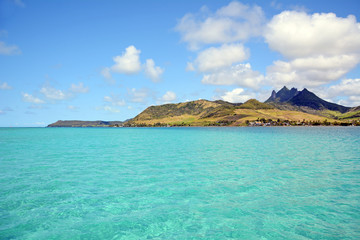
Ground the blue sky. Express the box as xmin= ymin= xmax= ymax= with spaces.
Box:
xmin=1 ymin=0 xmax=360 ymax=127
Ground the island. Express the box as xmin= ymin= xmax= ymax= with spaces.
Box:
xmin=47 ymin=87 xmax=360 ymax=127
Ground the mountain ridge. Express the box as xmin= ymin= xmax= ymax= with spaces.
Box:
xmin=266 ymin=87 xmax=350 ymax=114
xmin=47 ymin=87 xmax=360 ymax=127
xmin=266 ymin=86 xmax=299 ymax=103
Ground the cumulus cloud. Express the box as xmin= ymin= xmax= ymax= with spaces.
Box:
xmin=101 ymin=67 xmax=114 ymax=83
xmin=0 ymin=41 xmax=21 ymax=55
xmin=40 ymin=86 xmax=68 ymax=100
xmin=96 ymin=106 xmax=120 ymax=113
xmin=192 ymin=43 xmax=249 ymax=72
xmin=0 ymin=82 xmax=12 ymax=90
xmin=220 ymin=88 xmax=255 ymax=103
xmin=128 ymin=88 xmax=151 ymax=103
xmin=327 ymin=79 xmax=360 ymax=97
xmin=319 ymin=79 xmax=360 ymax=106
xmin=175 ymin=1 xmax=265 ymax=50
xmin=177 ymin=4 xmax=360 ymax=104
xmin=175 ymin=2 xmax=266 ymax=89
xmin=265 ymin=11 xmax=360 ymax=59
xmin=70 ymin=82 xmax=89 ymax=93
xmin=265 ymin=11 xmax=360 ymax=88
xmin=144 ymin=59 xmax=164 ymax=82
xmin=103 ymin=45 xmax=164 ymax=83
xmin=202 ymin=63 xmax=264 ymax=89
xmin=22 ymin=93 xmax=45 ymax=104
xmin=111 ymin=45 xmax=141 ymax=74
xmin=67 ymin=105 xmax=77 ymax=111
xmin=160 ymin=91 xmax=177 ymax=103
xmin=39 ymin=83 xmax=89 ymax=101
xmin=267 ymin=55 xmax=360 ymax=88
xmin=346 ymin=96 xmax=360 ymax=107
xmin=104 ymin=95 xmax=126 ymax=106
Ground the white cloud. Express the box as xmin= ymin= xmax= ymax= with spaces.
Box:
xmin=347 ymin=96 xmax=360 ymax=107
xmin=111 ymin=45 xmax=141 ymax=74
xmin=144 ymin=59 xmax=164 ymax=82
xmin=70 ymin=82 xmax=89 ymax=93
xmin=0 ymin=82 xmax=12 ymax=90
xmin=220 ymin=88 xmax=255 ymax=103
xmin=28 ymin=105 xmax=45 ymax=109
xmin=128 ymin=88 xmax=150 ymax=103
xmin=175 ymin=1 xmax=265 ymax=49
xmin=327 ymin=79 xmax=360 ymax=97
xmin=22 ymin=93 xmax=45 ymax=104
xmin=319 ymin=79 xmax=360 ymax=106
xmin=96 ymin=105 xmax=120 ymax=113
xmin=192 ymin=43 xmax=249 ymax=72
xmin=103 ymin=46 xmax=164 ymax=83
xmin=39 ymin=83 xmax=89 ymax=101
xmin=40 ymin=86 xmax=68 ymax=100
xmin=264 ymin=11 xmax=360 ymax=59
xmin=175 ymin=2 xmax=265 ymax=89
xmin=0 ymin=107 xmax=11 ymax=114
xmin=101 ymin=67 xmax=113 ymax=80
xmin=104 ymin=95 xmax=126 ymax=106
xmin=160 ymin=91 xmax=177 ymax=103
xmin=202 ymin=63 xmax=264 ymax=89
xmin=0 ymin=41 xmax=21 ymax=55
xmin=68 ymin=105 xmax=77 ymax=110
xmin=264 ymin=11 xmax=360 ymax=89
xmin=186 ymin=62 xmax=195 ymax=71
xmin=336 ymin=97 xmax=360 ymax=107
xmin=0 ymin=107 xmax=13 ymax=115
xmin=267 ymin=55 xmax=360 ymax=88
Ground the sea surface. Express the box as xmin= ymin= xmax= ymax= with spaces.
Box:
xmin=0 ymin=127 xmax=359 ymax=239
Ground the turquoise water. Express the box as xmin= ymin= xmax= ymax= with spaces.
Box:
xmin=0 ymin=127 xmax=359 ymax=239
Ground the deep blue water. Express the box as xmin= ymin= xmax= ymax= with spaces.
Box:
xmin=0 ymin=127 xmax=359 ymax=239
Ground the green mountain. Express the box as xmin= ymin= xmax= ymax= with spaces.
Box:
xmin=129 ymin=99 xmax=235 ymax=122
xmin=125 ymin=99 xmax=333 ymax=127
xmin=338 ymin=106 xmax=360 ymax=120
xmin=239 ymin=99 xmax=274 ymax=109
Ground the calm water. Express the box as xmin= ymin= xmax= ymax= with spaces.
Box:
xmin=0 ymin=127 xmax=359 ymax=239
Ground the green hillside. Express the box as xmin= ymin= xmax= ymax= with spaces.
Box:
xmin=125 ymin=99 xmax=341 ymax=127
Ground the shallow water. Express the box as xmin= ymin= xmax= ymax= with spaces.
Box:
xmin=1 ymin=127 xmax=359 ymax=239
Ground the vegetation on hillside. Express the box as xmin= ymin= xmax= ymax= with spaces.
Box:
xmin=48 ymin=87 xmax=360 ymax=127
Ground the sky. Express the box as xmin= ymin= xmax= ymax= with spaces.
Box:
xmin=1 ymin=0 xmax=360 ymax=127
